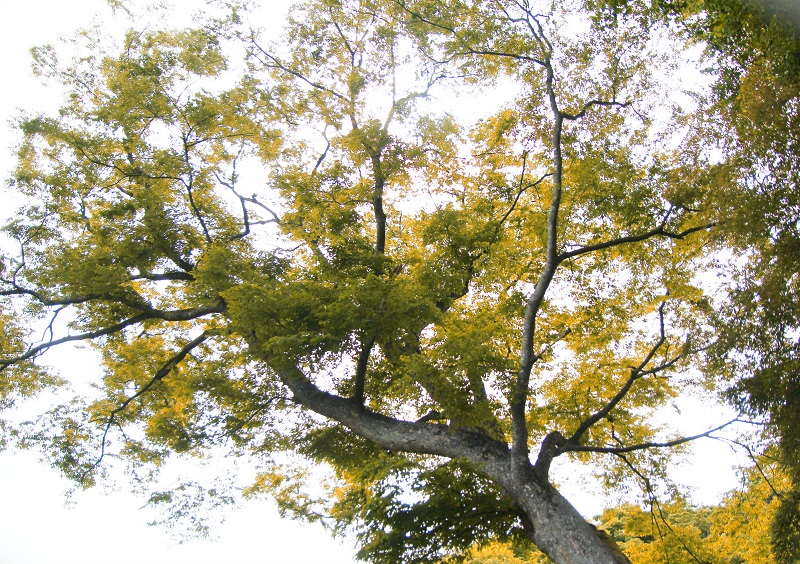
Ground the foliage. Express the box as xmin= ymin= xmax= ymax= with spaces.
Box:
xmin=689 ymin=2 xmax=800 ymax=559
xmin=589 ymin=1 xmax=800 ymax=558
xmin=595 ymin=459 xmax=787 ymax=563
xmin=451 ymin=457 xmax=785 ymax=564
xmin=455 ymin=539 xmax=548 ymax=564
xmin=0 ymin=0 xmax=792 ymax=562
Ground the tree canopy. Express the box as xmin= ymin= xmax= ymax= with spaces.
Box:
xmin=1 ymin=0 xmax=798 ymax=562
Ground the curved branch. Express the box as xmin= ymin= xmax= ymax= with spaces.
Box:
xmin=215 ymin=171 xmax=282 ymax=229
xmin=0 ymin=284 xmax=108 ymax=306
xmin=85 ymin=331 xmax=211 ymax=479
xmin=495 ymin=155 xmax=553 ymax=230
xmin=277 ymin=364 xmax=510 ymax=466
xmin=511 ymin=53 xmax=561 ymax=470
xmin=568 ymin=302 xmax=671 ymax=445
xmin=248 ymin=37 xmax=350 ymax=104
xmin=0 ymin=313 xmax=152 ymax=368
xmin=558 ymin=221 xmax=716 ymax=263
xmin=561 ymin=99 xmax=631 ymax=121
xmin=180 ymin=135 xmax=213 ymax=245
xmin=561 ymin=418 xmax=742 ymax=455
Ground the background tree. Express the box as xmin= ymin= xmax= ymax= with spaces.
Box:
xmin=588 ymin=0 xmax=800 ymax=556
xmin=593 ymin=456 xmax=787 ymax=563
xmin=696 ymin=4 xmax=800 ymax=559
xmin=0 ymin=0 xmax=767 ymax=562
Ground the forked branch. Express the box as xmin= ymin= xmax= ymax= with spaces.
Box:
xmin=562 ymin=417 xmax=742 ymax=455
xmin=568 ymin=302 xmax=674 ymax=445
xmin=248 ymin=37 xmax=349 ymax=104
xmin=0 ymin=304 xmax=224 ymax=370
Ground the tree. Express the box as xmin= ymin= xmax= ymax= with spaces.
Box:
xmin=692 ymin=3 xmax=800 ymax=559
xmin=583 ymin=1 xmax=800 ymax=557
xmin=594 ymin=457 xmax=787 ymax=563
xmin=0 ymin=1 xmax=762 ymax=562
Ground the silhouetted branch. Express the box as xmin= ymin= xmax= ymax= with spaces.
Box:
xmin=562 ymin=418 xmax=742 ymax=455
xmin=0 ymin=303 xmax=223 ymax=369
xmin=83 ymin=331 xmax=211 ymax=480
xmin=568 ymin=302 xmax=672 ymax=444
xmin=559 ymin=219 xmax=716 ymax=263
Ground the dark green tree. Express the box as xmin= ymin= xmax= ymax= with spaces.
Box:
xmin=685 ymin=1 xmax=800 ymax=559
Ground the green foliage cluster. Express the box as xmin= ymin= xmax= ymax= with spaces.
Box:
xmin=587 ymin=1 xmax=800 ymax=558
xmin=688 ymin=2 xmax=800 ymax=559
xmin=1 ymin=0 xmax=798 ymax=562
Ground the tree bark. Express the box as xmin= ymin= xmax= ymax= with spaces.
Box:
xmin=277 ymin=365 xmax=631 ymax=564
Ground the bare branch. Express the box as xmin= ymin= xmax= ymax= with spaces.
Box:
xmin=215 ymin=171 xmax=281 ymax=225
xmin=568 ymin=302 xmax=671 ymax=445
xmin=562 ymin=418 xmax=742 ymax=455
xmin=180 ymin=134 xmax=213 ymax=244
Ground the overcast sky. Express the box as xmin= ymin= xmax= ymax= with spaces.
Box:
xmin=0 ymin=1 xmax=748 ymax=563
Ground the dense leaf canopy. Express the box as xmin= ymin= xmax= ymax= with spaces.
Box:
xmin=1 ymin=0 xmax=798 ymax=562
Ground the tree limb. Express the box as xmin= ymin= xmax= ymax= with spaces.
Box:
xmin=84 ymin=331 xmax=211 ymax=480
xmin=560 ymin=99 xmax=632 ymax=121
xmin=248 ymin=36 xmax=350 ymax=104
xmin=0 ymin=303 xmax=224 ymax=369
xmin=277 ymin=363 xmax=510 ymax=465
xmin=558 ymin=221 xmax=716 ymax=263
xmin=353 ymin=336 xmax=377 ymax=405
xmin=561 ymin=418 xmax=742 ymax=455
xmin=511 ymin=51 xmax=561 ymax=472
xmin=567 ymin=302 xmax=671 ymax=445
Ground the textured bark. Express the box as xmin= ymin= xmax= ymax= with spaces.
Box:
xmin=501 ymin=469 xmax=631 ymax=564
xmin=278 ymin=365 xmax=631 ymax=564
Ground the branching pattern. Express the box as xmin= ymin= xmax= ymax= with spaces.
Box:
xmin=0 ymin=2 xmax=762 ymax=563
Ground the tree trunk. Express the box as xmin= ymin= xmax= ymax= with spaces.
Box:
xmin=279 ymin=367 xmax=631 ymax=564
xmin=496 ymin=467 xmax=631 ymax=564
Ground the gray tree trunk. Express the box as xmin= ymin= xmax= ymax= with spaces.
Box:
xmin=280 ymin=368 xmax=631 ymax=564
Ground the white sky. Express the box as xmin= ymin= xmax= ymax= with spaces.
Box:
xmin=0 ymin=1 xmax=749 ymax=563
